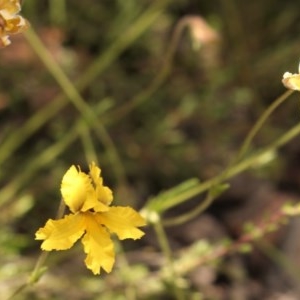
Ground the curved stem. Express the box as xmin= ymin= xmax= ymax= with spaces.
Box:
xmin=236 ymin=89 xmax=294 ymax=161
xmin=25 ymin=28 xmax=125 ymax=185
xmin=105 ymin=16 xmax=196 ymax=124
xmin=0 ymin=1 xmax=167 ymax=173
xmin=148 ymin=119 xmax=300 ymax=213
xmin=0 ymin=101 xmax=109 ymax=209
xmin=163 ymin=192 xmax=214 ymax=226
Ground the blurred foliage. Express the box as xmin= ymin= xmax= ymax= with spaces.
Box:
xmin=1 ymin=0 xmax=300 ymax=299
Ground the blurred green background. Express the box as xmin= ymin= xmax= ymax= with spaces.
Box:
xmin=1 ymin=0 xmax=300 ymax=299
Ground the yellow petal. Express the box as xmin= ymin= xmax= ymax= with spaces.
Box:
xmin=81 ymin=194 xmax=109 ymax=212
xmin=61 ymin=165 xmax=95 ymax=213
xmin=89 ymin=162 xmax=104 ymax=188
xmin=89 ymin=162 xmax=113 ymax=207
xmin=81 ymin=213 xmax=115 ymax=274
xmin=5 ymin=15 xmax=29 ymax=33
xmin=35 ymin=213 xmax=85 ymax=251
xmin=95 ymin=185 xmax=113 ymax=208
xmin=0 ymin=35 xmax=9 ymax=46
xmin=282 ymin=72 xmax=300 ymax=91
xmin=98 ymin=206 xmax=146 ymax=240
xmin=0 ymin=0 xmax=20 ymax=15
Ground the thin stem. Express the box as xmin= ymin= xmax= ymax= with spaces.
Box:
xmin=79 ymin=124 xmax=99 ymax=165
xmin=25 ymin=28 xmax=125 ymax=185
xmin=170 ymin=88 xmax=295 ymax=225
xmin=163 ymin=192 xmax=214 ymax=226
xmin=6 ymin=197 xmax=66 ymax=299
xmin=0 ymin=1 xmax=168 ymax=172
xmin=105 ymin=15 xmax=195 ymax=124
xmin=115 ymin=240 xmax=137 ymax=300
xmin=56 ymin=198 xmax=66 ymax=219
xmin=152 ymin=217 xmax=185 ymax=300
xmin=236 ymin=89 xmax=294 ymax=161
xmin=78 ymin=0 xmax=170 ymax=90
xmin=28 ymin=251 xmax=49 ymax=284
xmin=6 ymin=283 xmax=27 ymax=300
xmin=147 ymin=119 xmax=300 ymax=213
xmin=49 ymin=0 xmax=66 ymax=25
xmin=0 ymin=129 xmax=76 ymax=207
xmin=0 ymin=101 xmax=108 ymax=208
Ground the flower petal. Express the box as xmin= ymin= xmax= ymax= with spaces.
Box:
xmin=282 ymin=72 xmax=300 ymax=91
xmin=89 ymin=162 xmax=113 ymax=207
xmin=98 ymin=206 xmax=146 ymax=240
xmin=81 ymin=194 xmax=109 ymax=212
xmin=35 ymin=213 xmax=85 ymax=251
xmin=5 ymin=15 xmax=29 ymax=33
xmin=61 ymin=165 xmax=95 ymax=213
xmin=89 ymin=162 xmax=103 ymax=188
xmin=0 ymin=34 xmax=10 ymax=46
xmin=81 ymin=213 xmax=115 ymax=274
xmin=0 ymin=0 xmax=29 ymax=48
xmin=0 ymin=0 xmax=21 ymax=15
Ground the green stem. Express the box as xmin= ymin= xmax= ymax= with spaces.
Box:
xmin=25 ymin=28 xmax=125 ymax=185
xmin=105 ymin=14 xmax=189 ymax=124
xmin=0 ymin=101 xmax=108 ymax=208
xmin=56 ymin=198 xmax=66 ymax=219
xmin=236 ymin=89 xmax=294 ymax=161
xmin=0 ymin=0 xmax=168 ymax=173
xmin=148 ymin=119 xmax=300 ymax=213
xmin=78 ymin=0 xmax=170 ymax=90
xmin=115 ymin=240 xmax=137 ymax=300
xmin=152 ymin=217 xmax=185 ymax=300
xmin=7 ymin=196 xmax=67 ymax=299
xmin=163 ymin=193 xmax=214 ymax=226
xmin=6 ymin=283 xmax=27 ymax=300
xmin=161 ymin=89 xmax=293 ymax=225
xmin=49 ymin=0 xmax=66 ymax=25
xmin=79 ymin=124 xmax=99 ymax=165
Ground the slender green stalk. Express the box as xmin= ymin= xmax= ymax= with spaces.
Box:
xmin=25 ymin=28 xmax=125 ymax=185
xmin=6 ymin=283 xmax=27 ymax=300
xmin=0 ymin=101 xmax=108 ymax=208
xmin=0 ymin=0 xmax=168 ymax=172
xmin=7 ymin=197 xmax=66 ymax=300
xmin=49 ymin=0 xmax=66 ymax=25
xmin=163 ymin=89 xmax=295 ymax=225
xmin=0 ymin=128 xmax=77 ymax=207
xmin=78 ymin=0 xmax=170 ymax=90
xmin=104 ymin=14 xmax=188 ymax=124
xmin=79 ymin=124 xmax=99 ymax=165
xmin=55 ymin=198 xmax=66 ymax=219
xmin=163 ymin=193 xmax=214 ymax=226
xmin=147 ymin=119 xmax=300 ymax=213
xmin=236 ymin=89 xmax=294 ymax=161
xmin=115 ymin=240 xmax=137 ymax=300
xmin=152 ymin=217 xmax=185 ymax=300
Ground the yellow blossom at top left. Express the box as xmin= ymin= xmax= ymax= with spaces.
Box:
xmin=0 ymin=0 xmax=29 ymax=47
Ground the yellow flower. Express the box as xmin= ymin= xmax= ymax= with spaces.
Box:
xmin=0 ymin=0 xmax=29 ymax=48
xmin=282 ymin=62 xmax=300 ymax=91
xmin=36 ymin=162 xmax=146 ymax=275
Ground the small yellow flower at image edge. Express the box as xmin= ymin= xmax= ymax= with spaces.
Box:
xmin=0 ymin=0 xmax=29 ymax=47
xmin=282 ymin=62 xmax=300 ymax=91
xmin=35 ymin=162 xmax=146 ymax=275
